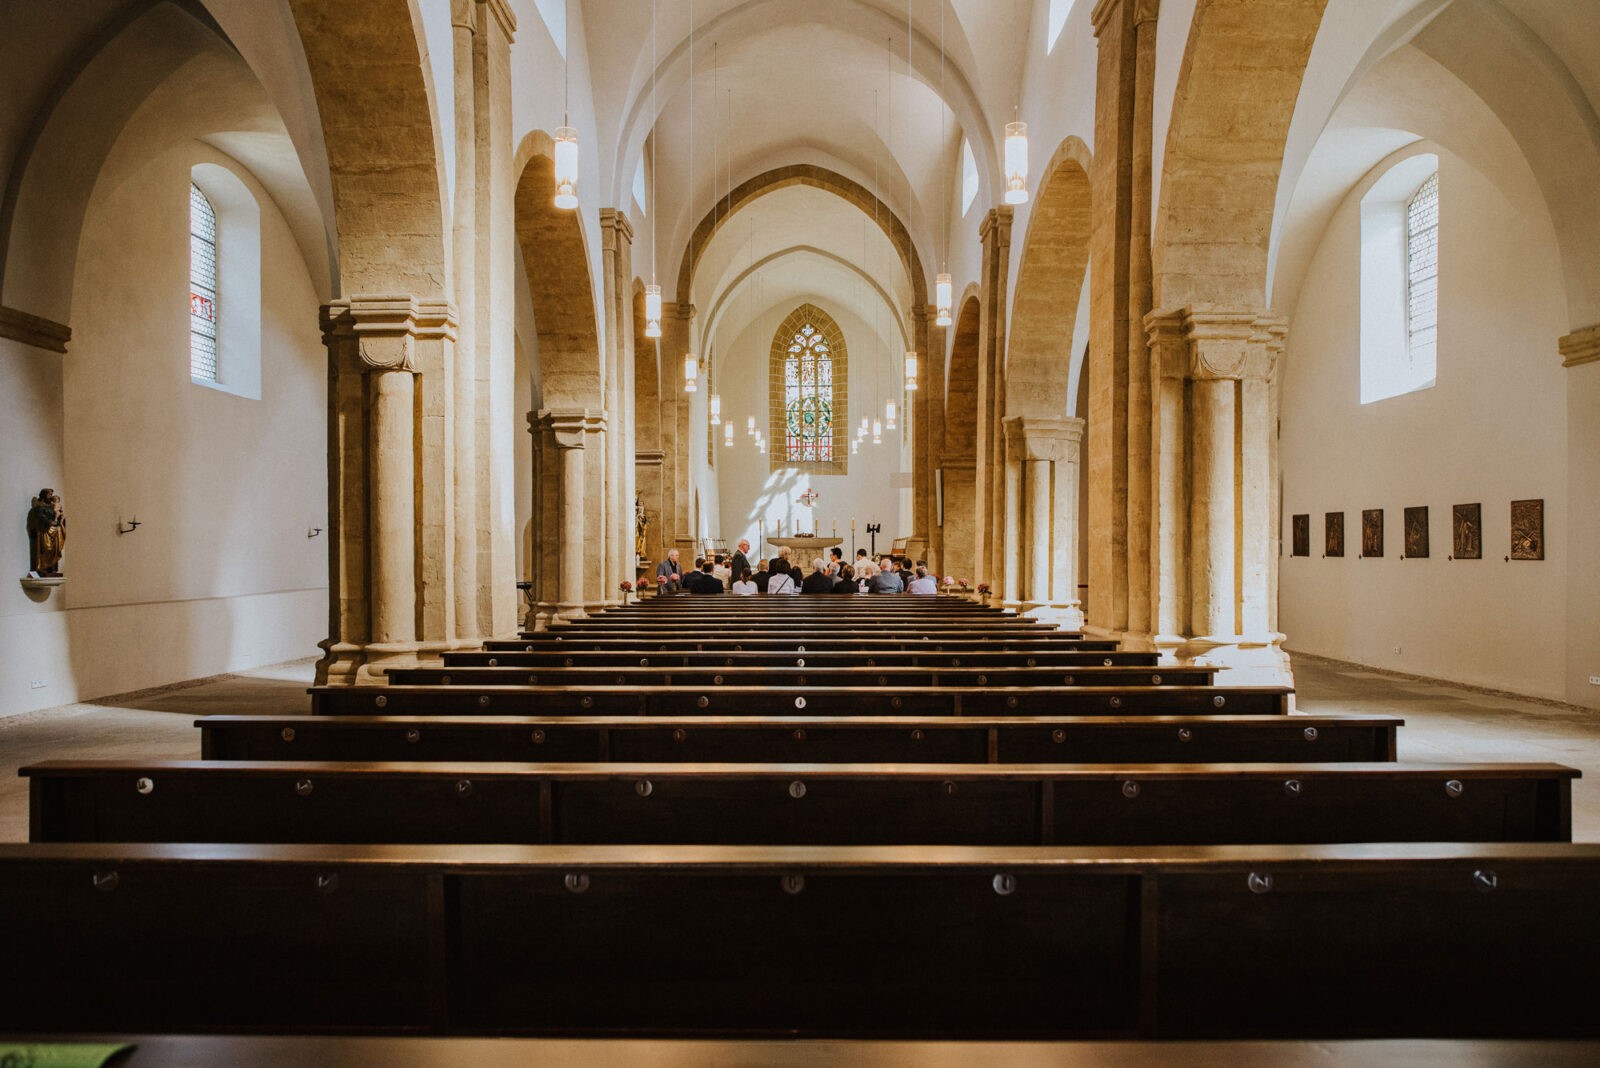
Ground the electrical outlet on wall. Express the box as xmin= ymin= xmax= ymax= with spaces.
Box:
xmin=29 ymin=679 xmax=46 ymax=690
xmin=1589 ymin=676 xmax=1600 ymax=686
xmin=1393 ymin=646 xmax=1402 ymax=655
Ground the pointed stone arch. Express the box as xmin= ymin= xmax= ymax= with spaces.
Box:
xmin=768 ymin=303 xmax=850 ymax=476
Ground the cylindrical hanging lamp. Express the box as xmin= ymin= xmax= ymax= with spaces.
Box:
xmin=872 ymin=418 xmax=883 ymax=444
xmin=935 ymin=274 xmax=953 ymax=327
xmin=746 ymin=415 xmax=756 ymax=436
xmin=851 ymin=438 xmax=859 ymax=455
xmin=553 ymin=127 xmax=579 ymax=209
xmin=724 ymin=423 xmax=734 ymax=446
xmin=644 ymin=285 xmax=663 ymax=338
xmin=683 ymin=352 xmax=698 ymax=392
xmin=905 ymin=351 xmax=919 ymax=391
xmin=1004 ymin=121 xmax=1030 ymax=205
xmin=885 ymin=400 xmax=897 ymax=429
xmin=710 ymin=393 xmax=722 ymax=425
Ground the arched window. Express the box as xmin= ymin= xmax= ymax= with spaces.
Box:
xmin=1406 ymin=172 xmax=1439 ymax=366
xmin=1359 ymin=154 xmax=1438 ymax=404
xmin=189 ymin=183 xmax=219 ymax=382
xmin=769 ymin=303 xmax=848 ymax=474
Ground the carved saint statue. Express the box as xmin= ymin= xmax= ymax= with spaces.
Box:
xmin=27 ymin=488 xmax=66 ymax=577
xmin=634 ymin=495 xmax=649 ymax=560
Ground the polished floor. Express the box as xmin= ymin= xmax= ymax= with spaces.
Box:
xmin=1 ymin=654 xmax=1597 ymax=843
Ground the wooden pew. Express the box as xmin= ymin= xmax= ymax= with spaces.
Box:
xmin=484 ymin=637 xmax=1122 ymax=653
xmin=386 ymin=665 xmax=1219 ymax=689
xmin=24 ymin=759 xmax=1575 ymax=846
xmin=443 ymin=649 xmax=1162 ymax=668
xmin=308 ymin=684 xmax=1294 ymax=718
xmin=2 ymin=841 xmax=1598 ymax=1037
xmin=198 ymin=713 xmax=1402 ymax=765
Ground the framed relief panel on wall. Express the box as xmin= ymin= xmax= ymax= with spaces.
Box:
xmin=1292 ymin=515 xmax=1309 ymax=557
xmin=1362 ymin=509 xmax=1384 ymax=558
xmin=1452 ymin=503 xmax=1481 ymax=560
xmin=1511 ymin=499 xmax=1544 ymax=560
xmin=1325 ymin=512 xmax=1344 ymax=558
xmin=1403 ymin=506 xmax=1429 ymax=559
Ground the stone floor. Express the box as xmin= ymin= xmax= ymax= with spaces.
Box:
xmin=1 ymin=653 xmax=1597 ymax=843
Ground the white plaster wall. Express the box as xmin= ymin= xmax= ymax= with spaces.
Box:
xmin=0 ymin=133 xmax=326 ymax=718
xmin=714 ymin=299 xmax=906 ymax=558
xmin=1279 ymin=146 xmax=1569 ymax=699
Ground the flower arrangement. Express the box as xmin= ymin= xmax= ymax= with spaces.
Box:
xmin=977 ymin=583 xmax=990 ymax=594
xmin=619 ymin=580 xmax=634 ymax=593
xmin=636 ymin=576 xmax=651 ymax=589
xmin=958 ymin=578 xmax=970 ymax=590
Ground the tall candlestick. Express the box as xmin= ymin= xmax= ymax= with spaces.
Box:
xmin=832 ymin=519 xmax=837 ymax=535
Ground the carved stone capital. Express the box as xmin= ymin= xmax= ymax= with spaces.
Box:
xmin=980 ymin=206 xmax=1014 ymax=249
xmin=321 ymin=295 xmax=458 ymax=374
xmin=538 ymin=408 xmax=607 ymax=449
xmin=600 ymin=208 xmax=635 ymax=247
xmin=671 ymin=302 xmax=696 ymax=322
xmin=1560 ymin=324 xmax=1600 ymax=368
xmin=479 ymin=0 xmax=517 ymax=40
xmin=1146 ymin=306 xmax=1284 ymax=382
xmin=1010 ymin=416 xmax=1086 ymax=463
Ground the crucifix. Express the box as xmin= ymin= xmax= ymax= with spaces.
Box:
xmin=796 ymin=488 xmax=820 ymax=508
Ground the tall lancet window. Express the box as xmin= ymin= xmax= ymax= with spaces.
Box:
xmin=189 ymin=183 xmax=219 ymax=382
xmin=1405 ymin=172 xmax=1440 ymax=367
xmin=769 ymin=303 xmax=848 ymax=474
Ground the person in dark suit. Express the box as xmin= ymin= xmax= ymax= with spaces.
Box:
xmin=831 ymin=564 xmax=859 ymax=594
xmin=730 ymin=539 xmax=752 ymax=581
xmin=684 ymin=559 xmax=724 ymax=594
xmin=753 ymin=559 xmax=771 ymax=592
xmin=829 ymin=546 xmax=844 ymax=571
xmin=801 ymin=558 xmax=834 ymax=594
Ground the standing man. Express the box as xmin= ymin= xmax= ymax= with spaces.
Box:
xmin=730 ymin=539 xmax=752 ymax=581
xmin=656 ymin=548 xmax=684 ymax=593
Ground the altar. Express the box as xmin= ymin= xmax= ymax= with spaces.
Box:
xmin=767 ymin=536 xmax=844 ymax=555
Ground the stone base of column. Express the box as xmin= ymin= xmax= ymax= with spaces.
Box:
xmin=348 ymin=640 xmax=427 ymax=685
xmin=1021 ymin=602 xmax=1086 ymax=632
xmin=1081 ymin=626 xmax=1158 ymax=653
xmin=1152 ymin=632 xmax=1296 ymax=702
xmin=314 ymin=641 xmax=365 ymax=686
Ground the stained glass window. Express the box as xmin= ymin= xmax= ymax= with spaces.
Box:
xmin=1405 ymin=172 xmax=1439 ymax=366
xmin=189 ymin=183 xmax=219 ymax=382
xmin=784 ymin=321 xmax=835 ymax=463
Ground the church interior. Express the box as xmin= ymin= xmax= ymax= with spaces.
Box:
xmin=1 ymin=0 xmax=1598 ymax=1061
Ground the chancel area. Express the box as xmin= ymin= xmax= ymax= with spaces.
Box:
xmin=1 ymin=0 xmax=1600 ymax=1060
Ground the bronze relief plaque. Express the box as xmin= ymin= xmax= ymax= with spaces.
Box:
xmin=1292 ymin=514 xmax=1309 ymax=558
xmin=1325 ymin=512 xmax=1344 ymax=558
xmin=1452 ymin=503 xmax=1481 ymax=560
xmin=1362 ymin=509 xmax=1384 ymax=558
xmin=1511 ymin=499 xmax=1544 ymax=560
xmin=1403 ymin=506 xmax=1429 ymax=559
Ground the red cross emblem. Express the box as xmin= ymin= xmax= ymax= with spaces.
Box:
xmin=797 ymin=488 xmax=820 ymax=508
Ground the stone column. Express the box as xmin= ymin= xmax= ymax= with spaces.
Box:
xmin=317 ymin=295 xmax=456 ymax=684
xmin=1125 ymin=0 xmax=1159 ymax=635
xmin=1088 ymin=0 xmax=1136 ymax=636
xmin=1143 ymin=306 xmax=1290 ymax=688
xmin=541 ymin=410 xmax=589 ymax=620
xmin=662 ymin=304 xmax=695 ymax=544
xmin=920 ymin=307 xmax=946 ymax=573
xmin=975 ymin=208 xmax=1013 ymax=587
xmin=601 ymin=210 xmax=636 ymax=605
xmin=1027 ymin=457 xmax=1051 ymax=604
xmin=1001 ymin=418 xmax=1024 ymax=606
xmin=450 ymin=0 xmax=480 ymax=647
xmin=1560 ymin=325 xmax=1600 ymax=708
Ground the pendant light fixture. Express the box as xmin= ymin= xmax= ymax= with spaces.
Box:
xmin=934 ymin=4 xmax=953 ymax=327
xmin=886 ymin=400 xmax=897 ymax=430
xmin=1004 ymin=118 xmax=1029 ymax=204
xmin=851 ymin=438 xmax=859 ymax=455
xmin=1003 ymin=0 xmax=1028 ymax=205
xmin=872 ymin=418 xmax=884 ymax=445
xmin=935 ymin=275 xmax=952 ymax=326
xmin=553 ymin=0 xmax=578 ymax=209
xmin=905 ymin=350 xmax=919 ymax=391
xmin=683 ymin=351 xmax=698 ymax=391
xmin=746 ymin=415 xmax=756 ymax=436
xmin=724 ymin=423 xmax=734 ymax=447
xmin=645 ymin=0 xmax=662 ymax=339
xmin=710 ymin=392 xmax=721 ymax=425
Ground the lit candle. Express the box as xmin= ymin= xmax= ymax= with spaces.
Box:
xmin=851 ymin=517 xmax=856 ymax=531
xmin=832 ymin=520 xmax=837 ymax=535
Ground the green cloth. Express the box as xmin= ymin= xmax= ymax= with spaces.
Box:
xmin=0 ymin=1044 xmax=134 ymax=1068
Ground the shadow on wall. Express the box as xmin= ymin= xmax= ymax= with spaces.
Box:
xmin=743 ymin=469 xmax=809 ymax=556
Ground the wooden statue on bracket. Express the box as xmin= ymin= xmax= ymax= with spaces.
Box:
xmin=27 ymin=488 xmax=66 ymax=577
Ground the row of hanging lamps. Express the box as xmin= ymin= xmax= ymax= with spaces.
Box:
xmin=552 ymin=0 xmax=578 ymax=209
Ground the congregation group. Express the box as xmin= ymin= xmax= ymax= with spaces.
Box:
xmin=655 ymin=540 xmax=940 ymax=596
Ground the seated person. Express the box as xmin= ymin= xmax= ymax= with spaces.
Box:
xmin=855 ymin=561 xmax=877 ymax=593
xmin=831 ymin=564 xmax=859 ymax=594
xmin=766 ymin=558 xmax=799 ymax=595
xmin=731 ymin=568 xmax=758 ymax=595
xmin=907 ymin=565 xmax=938 ymax=594
xmin=868 ymin=562 xmax=905 ymax=593
xmin=801 ymin=558 xmax=835 ymax=594
xmin=753 ymin=559 xmax=771 ymax=592
xmin=683 ymin=559 xmax=724 ymax=595
xmin=712 ymin=553 xmax=732 ymax=584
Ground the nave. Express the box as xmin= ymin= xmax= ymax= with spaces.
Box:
xmin=2 ymin=599 xmax=1598 ymax=1053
